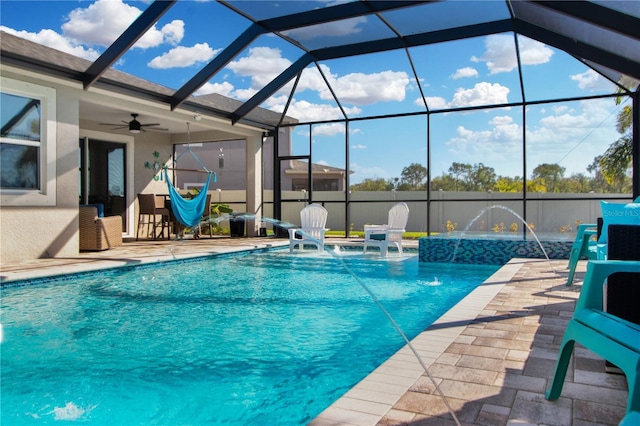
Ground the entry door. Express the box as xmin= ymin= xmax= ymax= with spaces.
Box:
xmin=79 ymin=138 xmax=127 ymax=231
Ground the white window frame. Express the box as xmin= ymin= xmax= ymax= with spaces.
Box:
xmin=0 ymin=77 xmax=57 ymax=206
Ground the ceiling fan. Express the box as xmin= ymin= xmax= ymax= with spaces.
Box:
xmin=99 ymin=113 xmax=168 ymax=133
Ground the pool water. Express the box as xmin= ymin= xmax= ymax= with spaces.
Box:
xmin=1 ymin=250 xmax=498 ymax=425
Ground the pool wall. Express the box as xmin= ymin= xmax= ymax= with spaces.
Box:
xmin=418 ymin=234 xmax=572 ymax=264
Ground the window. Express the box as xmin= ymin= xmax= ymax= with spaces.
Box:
xmin=1 ymin=77 xmax=56 ymax=205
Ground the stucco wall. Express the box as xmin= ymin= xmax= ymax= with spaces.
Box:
xmin=1 ymin=78 xmax=80 ymax=263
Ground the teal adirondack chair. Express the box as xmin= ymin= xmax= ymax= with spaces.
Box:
xmin=546 ymin=260 xmax=640 ymax=414
xmin=566 ymin=223 xmax=599 ymax=286
xmin=621 ymin=412 xmax=640 ymax=425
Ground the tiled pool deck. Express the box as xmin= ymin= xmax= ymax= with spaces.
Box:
xmin=0 ymin=237 xmax=629 ymax=425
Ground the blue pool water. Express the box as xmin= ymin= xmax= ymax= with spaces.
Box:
xmin=1 ymin=250 xmax=498 ymax=425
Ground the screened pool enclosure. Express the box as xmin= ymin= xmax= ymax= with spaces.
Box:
xmin=2 ymin=0 xmax=638 ymax=236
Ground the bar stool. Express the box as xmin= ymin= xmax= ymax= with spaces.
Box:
xmin=136 ymin=193 xmax=171 ymax=240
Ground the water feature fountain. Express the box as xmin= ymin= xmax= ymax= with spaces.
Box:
xmin=420 ymin=205 xmax=572 ymax=268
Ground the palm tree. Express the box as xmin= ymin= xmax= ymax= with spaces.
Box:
xmin=600 ymin=88 xmax=633 ymax=188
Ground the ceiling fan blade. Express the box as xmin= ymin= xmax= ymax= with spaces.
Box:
xmin=99 ymin=124 xmax=127 ymax=130
xmin=100 ymin=115 xmax=167 ymax=132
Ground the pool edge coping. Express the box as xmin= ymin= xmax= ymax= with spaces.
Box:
xmin=309 ymin=258 xmax=525 ymax=426
xmin=0 ymin=241 xmax=290 ymax=287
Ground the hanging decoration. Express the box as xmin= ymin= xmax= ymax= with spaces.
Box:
xmin=218 ymin=147 xmax=224 ymax=176
xmin=144 ymin=151 xmax=164 ymax=181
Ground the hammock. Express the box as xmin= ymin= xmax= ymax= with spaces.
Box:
xmin=164 ymin=122 xmax=217 ymax=228
xmin=164 ymin=168 xmax=212 ymax=227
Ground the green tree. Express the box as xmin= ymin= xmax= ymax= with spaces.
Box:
xmin=494 ymin=176 xmax=523 ymax=192
xmin=587 ymin=156 xmax=610 ymax=192
xmin=431 ymin=174 xmax=458 ymax=191
xmin=468 ymin=163 xmax=497 ymax=191
xmin=600 ymin=94 xmax=633 ymax=189
xmin=527 ymin=177 xmax=547 ymax=193
xmin=350 ymin=177 xmax=392 ymax=191
xmin=601 ymin=135 xmax=632 ymax=190
xmin=531 ymin=163 xmax=566 ymax=192
xmin=448 ymin=162 xmax=472 ymax=190
xmin=564 ymin=173 xmax=593 ymax=193
xmin=400 ymin=163 xmax=427 ymax=190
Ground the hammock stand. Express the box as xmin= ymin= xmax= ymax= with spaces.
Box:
xmin=164 ymin=124 xmax=216 ymax=231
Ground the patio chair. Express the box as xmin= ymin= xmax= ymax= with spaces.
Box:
xmin=79 ymin=205 xmax=123 ymax=251
xmin=621 ymin=412 xmax=640 ymax=425
xmin=363 ymin=202 xmax=409 ymax=256
xmin=565 ymin=223 xmax=598 ymax=286
xmin=288 ymin=204 xmax=328 ymax=252
xmin=605 ymin=224 xmax=640 ymax=325
xmin=136 ymin=193 xmax=171 ymax=240
xmin=545 ymin=258 xmax=640 ymax=414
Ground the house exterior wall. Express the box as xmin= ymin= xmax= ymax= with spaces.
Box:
xmin=0 ymin=69 xmax=80 ymax=262
xmin=0 ymin=64 xmax=267 ymax=263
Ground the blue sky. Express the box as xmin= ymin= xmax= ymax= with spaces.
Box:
xmin=0 ymin=0 xmax=627 ymax=184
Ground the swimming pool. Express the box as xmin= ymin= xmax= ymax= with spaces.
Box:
xmin=1 ymin=249 xmax=499 ymax=425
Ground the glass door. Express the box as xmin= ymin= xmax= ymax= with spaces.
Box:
xmin=79 ymin=138 xmax=126 ymax=231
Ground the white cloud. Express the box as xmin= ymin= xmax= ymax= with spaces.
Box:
xmin=571 ymin=69 xmax=610 ymax=91
xmin=451 ymin=67 xmax=478 ymax=79
xmin=296 ymin=64 xmax=333 ymax=93
xmin=472 ymin=34 xmax=553 ymax=74
xmin=351 ymin=144 xmax=367 ymax=149
xmin=288 ymin=100 xmax=348 ymax=121
xmin=526 ymin=99 xmax=619 ymax=172
xmin=2 ymin=0 xmax=184 ymax=62
xmin=61 ymin=0 xmax=138 ymax=46
xmin=445 ymin=115 xmax=522 ymax=164
xmin=312 ymin=123 xmax=346 ymax=136
xmin=159 ymin=20 xmax=185 ymax=46
xmin=227 ymin=47 xmax=292 ymax=98
xmin=294 ymin=64 xmax=411 ymax=106
xmin=282 ymin=17 xmax=366 ymax=41
xmin=148 ymin=43 xmax=218 ymax=69
xmin=489 ymin=115 xmax=513 ymax=126
xmin=322 ymin=70 xmax=410 ymax=106
xmin=0 ymin=26 xmax=100 ymax=60
xmin=60 ymin=0 xmax=183 ymax=49
xmin=232 ymin=87 xmax=260 ymax=100
xmin=135 ymin=20 xmax=185 ymax=49
xmin=450 ymin=82 xmax=510 ymax=108
xmin=196 ymin=81 xmax=235 ymax=97
xmin=221 ymin=47 xmax=410 ymax=117
xmin=415 ymin=82 xmax=510 ymax=109
xmin=420 ymin=96 xmax=448 ymax=109
xmin=440 ymin=100 xmax=618 ymax=177
xmin=518 ymin=37 xmax=554 ymax=66
xmin=264 ymin=98 xmax=361 ymax=122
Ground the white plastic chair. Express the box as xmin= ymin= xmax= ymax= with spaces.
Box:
xmin=363 ymin=202 xmax=409 ymax=256
xmin=288 ymin=204 xmax=328 ymax=252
